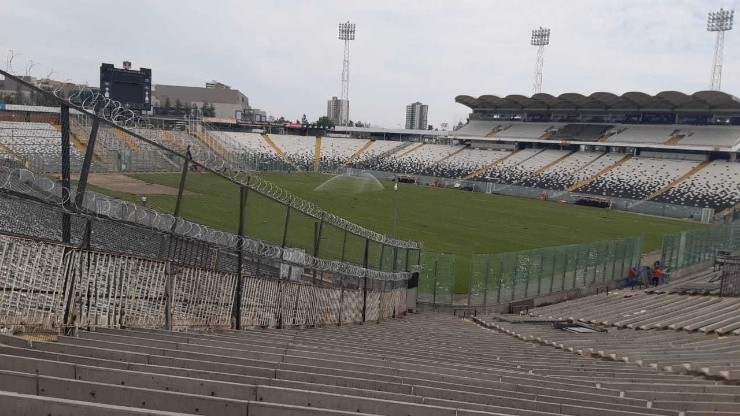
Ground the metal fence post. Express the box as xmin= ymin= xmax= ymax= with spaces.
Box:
xmin=362 ymin=238 xmax=369 ymax=322
xmin=173 ymin=159 xmax=189 ymax=218
xmin=281 ymin=205 xmax=292 ymax=248
xmin=235 ymin=185 xmax=248 ymax=330
xmin=164 ymin=262 xmax=173 ymax=330
xmin=74 ymin=112 xmax=100 ymax=209
xmin=60 ymin=105 xmax=71 ymax=244
xmin=340 ymin=228 xmax=348 ymax=262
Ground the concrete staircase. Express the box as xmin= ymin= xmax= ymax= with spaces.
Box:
xmin=1 ymin=313 xmax=737 ymax=415
xmin=565 ymin=154 xmax=631 ymax=192
xmin=314 ymin=136 xmax=321 ymax=172
xmin=646 ymin=160 xmax=712 ymax=201
xmin=464 ymin=149 xmax=522 ymax=180
xmin=261 ymin=133 xmax=298 ymax=170
xmin=343 ymin=140 xmax=374 ymax=167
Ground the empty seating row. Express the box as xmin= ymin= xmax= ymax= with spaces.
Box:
xmin=523 ymin=151 xmax=607 ymax=190
xmin=653 ymin=160 xmax=740 ymax=212
xmin=551 ymin=124 xmax=612 ymax=141
xmin=578 ymin=157 xmax=700 ymax=200
xmin=2 ymin=312 xmax=737 ymax=415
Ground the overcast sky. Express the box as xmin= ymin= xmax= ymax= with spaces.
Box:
xmin=2 ymin=0 xmax=739 ymax=128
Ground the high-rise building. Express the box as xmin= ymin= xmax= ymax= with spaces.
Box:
xmin=327 ymin=96 xmax=349 ymax=125
xmin=405 ymin=102 xmax=428 ymax=130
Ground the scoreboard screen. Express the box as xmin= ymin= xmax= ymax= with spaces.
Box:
xmin=100 ymin=63 xmax=152 ymax=111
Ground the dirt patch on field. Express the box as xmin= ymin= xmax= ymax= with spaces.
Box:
xmin=80 ymin=174 xmax=194 ymax=196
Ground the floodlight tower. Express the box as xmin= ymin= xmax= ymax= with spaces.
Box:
xmin=531 ymin=27 xmax=550 ymax=94
xmin=338 ymin=21 xmax=356 ymax=125
xmin=708 ymin=8 xmax=734 ymax=90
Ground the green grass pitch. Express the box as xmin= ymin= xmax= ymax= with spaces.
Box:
xmin=94 ymin=172 xmax=704 ymax=291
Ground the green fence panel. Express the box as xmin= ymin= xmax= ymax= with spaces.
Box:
xmin=469 ymin=254 xmax=488 ymax=306
xmin=661 ymin=219 xmax=738 ymax=273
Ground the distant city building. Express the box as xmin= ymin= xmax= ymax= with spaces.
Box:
xmin=205 ymin=80 xmax=231 ymax=89
xmin=154 ymin=82 xmax=250 ymax=119
xmin=405 ymin=102 xmax=428 ymax=130
xmin=327 ymin=96 xmax=349 ymax=125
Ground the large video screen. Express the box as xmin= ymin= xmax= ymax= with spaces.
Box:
xmin=100 ymin=63 xmax=152 ymax=110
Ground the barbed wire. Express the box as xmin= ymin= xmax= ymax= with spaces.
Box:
xmin=1 ymin=49 xmax=421 ymax=250
xmin=0 ymin=167 xmax=409 ymax=281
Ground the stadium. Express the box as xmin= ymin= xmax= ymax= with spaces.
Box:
xmin=1 ymin=3 xmax=740 ymax=416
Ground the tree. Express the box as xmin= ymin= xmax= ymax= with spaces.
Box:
xmin=301 ymin=114 xmax=308 ymax=125
xmin=428 ymin=125 xmax=433 ymax=130
xmin=355 ymin=121 xmax=364 ymax=127
xmin=174 ymin=99 xmax=183 ymax=115
xmin=277 ymin=116 xmax=286 ymax=123
xmin=316 ymin=116 xmax=335 ymax=129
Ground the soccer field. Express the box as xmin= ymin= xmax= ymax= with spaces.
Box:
xmin=96 ymin=171 xmax=703 ymax=258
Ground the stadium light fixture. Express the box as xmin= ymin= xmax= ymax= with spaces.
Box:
xmin=531 ymin=27 xmax=550 ymax=94
xmin=337 ymin=21 xmax=356 ymax=126
xmin=707 ymin=8 xmax=734 ymax=90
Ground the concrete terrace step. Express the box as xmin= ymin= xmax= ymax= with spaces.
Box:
xmin=1 ymin=313 xmax=738 ymax=416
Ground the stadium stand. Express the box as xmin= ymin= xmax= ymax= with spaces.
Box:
xmin=577 ymin=157 xmax=702 ymax=200
xmin=496 ymin=123 xmax=560 ymax=140
xmin=268 ymin=134 xmax=316 ymax=171
xmin=652 ymin=160 xmax=740 ymax=212
xmin=473 ymin=149 xmax=574 ymax=184
xmin=424 ymin=147 xmax=511 ymax=179
xmin=0 ymin=121 xmax=85 ymax=172
xmin=551 ymin=124 xmax=613 ymax=142
xmin=523 ymin=151 xmax=606 ymax=190
xmin=318 ymin=136 xmax=369 ymax=171
xmin=1 ymin=313 xmax=739 ymax=415
xmin=211 ymin=131 xmax=294 ymax=170
xmin=675 ymin=126 xmax=740 ymax=148
xmin=605 ymin=125 xmax=680 ymax=145
xmin=347 ymin=140 xmax=409 ymax=171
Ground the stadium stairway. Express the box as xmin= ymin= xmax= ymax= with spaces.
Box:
xmin=531 ymin=151 xmax=576 ymax=176
xmin=343 ymin=140 xmax=374 ymax=167
xmin=464 ymin=149 xmax=523 ymax=180
xmin=161 ymin=130 xmax=187 ymax=152
xmin=53 ymin=124 xmax=88 ymax=155
xmin=1 ymin=313 xmax=739 ymax=415
xmin=645 ymin=160 xmax=712 ymax=201
xmin=113 ymin=128 xmax=144 ymax=153
xmin=261 ymin=133 xmax=298 ymax=170
xmin=565 ymin=154 xmax=631 ymax=192
xmin=395 ymin=142 xmax=426 ymax=158
xmin=314 ymin=136 xmax=321 ymax=172
xmin=190 ymin=128 xmax=230 ymax=159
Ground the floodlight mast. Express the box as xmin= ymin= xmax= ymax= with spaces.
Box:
xmin=338 ymin=21 xmax=356 ymax=125
xmin=707 ymin=8 xmax=734 ymax=91
xmin=531 ymin=27 xmax=550 ymax=94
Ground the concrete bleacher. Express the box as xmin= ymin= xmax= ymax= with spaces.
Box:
xmin=269 ymin=134 xmax=316 ymax=171
xmin=577 ymin=157 xmax=701 ymax=200
xmin=472 ymin=148 xmax=574 ymax=184
xmin=2 ymin=313 xmax=738 ymax=415
xmin=653 ymin=160 xmax=740 ymax=212
xmin=605 ymin=126 xmax=678 ymax=145
xmin=319 ymin=137 xmax=369 ymax=171
xmin=496 ymin=123 xmax=560 ymax=140
xmin=524 ymin=151 xmax=606 ymax=190
xmin=0 ymin=121 xmax=85 ymax=172
xmin=676 ymin=126 xmax=740 ymax=148
xmin=427 ymin=148 xmax=511 ymax=179
xmin=551 ymin=124 xmax=612 ymax=142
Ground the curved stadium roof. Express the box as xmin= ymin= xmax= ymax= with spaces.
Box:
xmin=455 ymin=91 xmax=740 ymax=111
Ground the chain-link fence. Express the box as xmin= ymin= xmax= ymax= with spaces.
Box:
xmin=661 ymin=218 xmax=740 ymax=274
xmin=419 ymin=236 xmax=642 ymax=306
